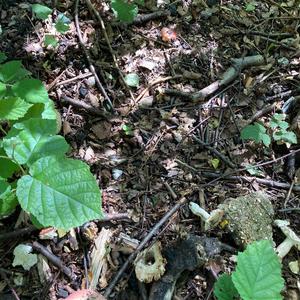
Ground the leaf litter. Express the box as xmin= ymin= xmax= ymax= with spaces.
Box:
xmin=0 ymin=0 xmax=300 ymax=299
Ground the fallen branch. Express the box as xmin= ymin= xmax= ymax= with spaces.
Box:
xmin=165 ymin=55 xmax=266 ymax=102
xmin=32 ymin=241 xmax=76 ymax=281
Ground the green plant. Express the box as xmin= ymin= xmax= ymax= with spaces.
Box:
xmin=241 ymin=114 xmax=297 ymax=147
xmin=31 ymin=4 xmax=70 ymax=47
xmin=0 ymin=54 xmax=102 ymax=229
xmin=214 ymin=240 xmax=284 ymax=300
xmin=111 ymin=0 xmax=144 ymax=23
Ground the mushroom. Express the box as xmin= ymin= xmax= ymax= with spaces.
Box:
xmin=189 ymin=202 xmax=224 ymax=231
xmin=274 ymin=219 xmax=300 ymax=259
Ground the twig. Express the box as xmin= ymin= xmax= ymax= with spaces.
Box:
xmin=278 ymin=207 xmax=300 ymax=213
xmin=102 ymin=213 xmax=130 ymax=222
xmin=54 ymin=72 xmax=93 ymax=88
xmin=32 ymin=241 xmax=76 ymax=281
xmin=60 ymin=94 xmax=108 ymax=118
xmin=85 ymin=0 xmax=135 ymax=102
xmin=0 ymin=269 xmax=20 ymax=300
xmin=0 ymin=226 xmax=36 ymax=242
xmin=74 ymin=0 xmax=114 ymax=112
xmin=202 ymin=172 xmax=300 ymax=191
xmin=104 ymin=197 xmax=188 ymax=297
xmin=192 ymin=135 xmax=236 ymax=169
xmin=132 ymin=10 xmax=170 ymax=25
xmin=247 ymin=102 xmax=276 ymax=125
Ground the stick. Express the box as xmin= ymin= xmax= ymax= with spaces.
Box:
xmin=202 ymin=172 xmax=300 ymax=192
xmin=60 ymin=94 xmax=108 ymax=118
xmin=165 ymin=55 xmax=266 ymax=102
xmin=32 ymin=241 xmax=76 ymax=281
xmin=192 ymin=135 xmax=236 ymax=169
xmin=0 ymin=226 xmax=36 ymax=242
xmin=74 ymin=0 xmax=114 ymax=112
xmin=104 ymin=197 xmax=188 ymax=297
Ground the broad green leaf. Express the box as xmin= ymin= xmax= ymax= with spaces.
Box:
xmin=17 ymin=156 xmax=102 ymax=229
xmin=12 ymin=244 xmax=38 ymax=270
xmin=0 ymin=180 xmax=18 ymax=216
xmin=241 ymin=123 xmax=271 ymax=147
xmin=232 ymin=240 xmax=284 ymax=300
xmin=245 ymin=3 xmax=256 ymax=12
xmin=3 ymin=118 xmax=69 ymax=166
xmin=111 ymin=0 xmax=138 ymax=22
xmin=0 ymin=61 xmax=29 ymax=83
xmin=0 ymin=82 xmax=7 ymax=98
xmin=0 ymin=97 xmax=33 ymax=120
xmin=32 ymin=4 xmax=52 ymax=20
xmin=214 ymin=273 xmax=239 ymax=300
xmin=124 ymin=73 xmax=139 ymax=87
xmin=44 ymin=35 xmax=58 ymax=47
xmin=12 ymin=79 xmax=49 ymax=104
xmin=270 ymin=114 xmax=288 ymax=130
xmin=55 ymin=15 xmax=70 ymax=33
xmin=0 ymin=52 xmax=7 ymax=63
xmin=0 ymin=148 xmax=19 ymax=178
xmin=273 ymin=130 xmax=297 ymax=144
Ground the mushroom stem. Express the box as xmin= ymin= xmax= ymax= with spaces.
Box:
xmin=276 ymin=238 xmax=295 ymax=259
xmin=189 ymin=202 xmax=210 ymax=221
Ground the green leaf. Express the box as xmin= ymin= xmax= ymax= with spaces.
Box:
xmin=55 ymin=15 xmax=70 ymax=33
xmin=111 ymin=0 xmax=138 ymax=22
xmin=0 ymin=82 xmax=7 ymax=98
xmin=270 ymin=114 xmax=288 ymax=129
xmin=214 ymin=273 xmax=239 ymax=300
xmin=245 ymin=165 xmax=264 ymax=176
xmin=0 ymin=97 xmax=33 ymax=120
xmin=3 ymin=118 xmax=69 ymax=166
xmin=44 ymin=35 xmax=58 ymax=47
xmin=245 ymin=3 xmax=256 ymax=12
xmin=16 ymin=156 xmax=102 ymax=229
xmin=12 ymin=79 xmax=49 ymax=104
xmin=232 ymin=240 xmax=284 ymax=300
xmin=241 ymin=123 xmax=271 ymax=147
xmin=0 ymin=61 xmax=29 ymax=83
xmin=32 ymin=4 xmax=52 ymax=20
xmin=211 ymin=158 xmax=220 ymax=169
xmin=124 ymin=73 xmax=139 ymax=87
xmin=273 ymin=130 xmax=297 ymax=144
xmin=0 ymin=52 xmax=7 ymax=63
xmin=0 ymin=180 xmax=18 ymax=216
xmin=0 ymin=148 xmax=19 ymax=178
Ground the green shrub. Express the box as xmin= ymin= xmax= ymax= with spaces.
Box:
xmin=214 ymin=240 xmax=284 ymax=300
xmin=0 ymin=54 xmax=102 ymax=229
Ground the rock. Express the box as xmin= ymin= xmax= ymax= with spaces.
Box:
xmin=219 ymin=192 xmax=274 ymax=248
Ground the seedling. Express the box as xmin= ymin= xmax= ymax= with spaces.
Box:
xmin=241 ymin=114 xmax=297 ymax=147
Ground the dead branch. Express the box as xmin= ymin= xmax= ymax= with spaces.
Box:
xmin=165 ymin=55 xmax=266 ymax=102
xmin=32 ymin=241 xmax=76 ymax=281
xmin=0 ymin=226 xmax=37 ymax=242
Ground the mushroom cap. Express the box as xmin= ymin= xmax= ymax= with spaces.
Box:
xmin=274 ymin=219 xmax=300 ymax=249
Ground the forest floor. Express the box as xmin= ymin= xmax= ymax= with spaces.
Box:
xmin=0 ymin=0 xmax=300 ymax=299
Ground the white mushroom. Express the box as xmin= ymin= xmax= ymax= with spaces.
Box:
xmin=189 ymin=202 xmax=224 ymax=231
xmin=274 ymin=219 xmax=300 ymax=259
